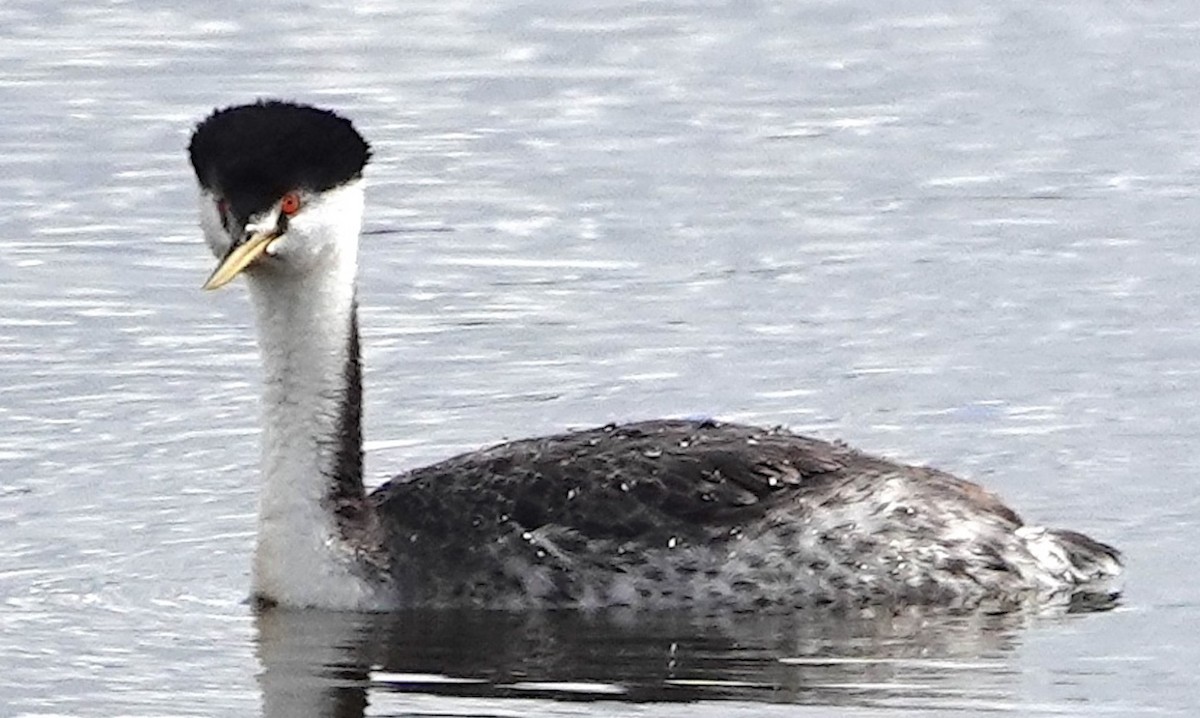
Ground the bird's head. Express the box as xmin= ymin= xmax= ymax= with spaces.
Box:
xmin=187 ymin=100 xmax=371 ymax=290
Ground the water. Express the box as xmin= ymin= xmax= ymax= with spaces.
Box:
xmin=1 ymin=0 xmax=1197 ymax=714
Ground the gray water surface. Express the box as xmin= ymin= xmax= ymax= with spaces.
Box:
xmin=1 ymin=1 xmax=1197 ymax=715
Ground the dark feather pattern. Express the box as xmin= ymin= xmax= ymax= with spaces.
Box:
xmin=188 ymin=100 xmax=1122 ymax=612
xmin=369 ymin=419 xmax=1121 ymax=609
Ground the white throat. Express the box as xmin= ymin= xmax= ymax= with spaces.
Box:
xmin=237 ymin=181 xmax=387 ymax=609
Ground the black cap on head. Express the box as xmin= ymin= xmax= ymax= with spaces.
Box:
xmin=188 ymin=100 xmax=371 ymax=221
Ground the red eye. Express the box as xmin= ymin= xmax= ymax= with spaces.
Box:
xmin=280 ymin=192 xmax=302 ymax=216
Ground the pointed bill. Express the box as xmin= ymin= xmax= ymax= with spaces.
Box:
xmin=203 ymin=231 xmax=277 ymax=290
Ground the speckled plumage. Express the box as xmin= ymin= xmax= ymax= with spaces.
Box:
xmin=369 ymin=419 xmax=1120 ymax=610
xmin=191 ymin=101 xmax=1122 ymax=612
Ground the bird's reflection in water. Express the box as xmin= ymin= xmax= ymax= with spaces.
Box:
xmin=254 ymin=601 xmax=1114 ymax=717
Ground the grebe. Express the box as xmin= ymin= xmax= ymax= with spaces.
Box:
xmin=189 ymin=100 xmax=1122 ymax=611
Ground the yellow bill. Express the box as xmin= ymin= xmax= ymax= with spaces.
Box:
xmin=203 ymin=231 xmax=277 ymax=290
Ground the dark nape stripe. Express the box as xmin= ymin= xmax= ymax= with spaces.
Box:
xmin=327 ymin=301 xmax=367 ymax=526
xmin=321 ymin=302 xmax=391 ymax=582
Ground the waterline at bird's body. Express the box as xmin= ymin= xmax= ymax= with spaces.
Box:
xmin=188 ymin=100 xmax=1122 ymax=612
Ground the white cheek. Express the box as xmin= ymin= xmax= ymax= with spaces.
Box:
xmin=272 ymin=215 xmax=323 ymax=262
xmin=197 ymin=192 xmax=232 ymax=258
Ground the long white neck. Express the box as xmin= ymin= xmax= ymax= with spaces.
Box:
xmin=242 ymin=197 xmax=388 ymax=610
